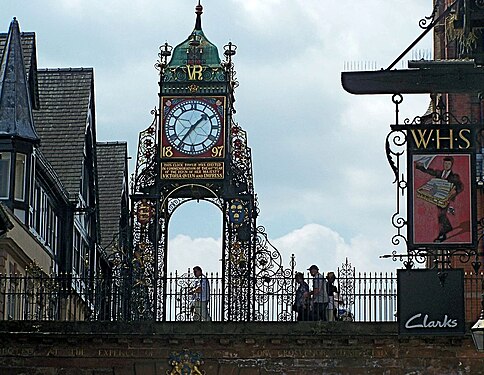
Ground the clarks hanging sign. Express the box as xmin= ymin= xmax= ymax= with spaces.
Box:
xmin=397 ymin=269 xmax=465 ymax=335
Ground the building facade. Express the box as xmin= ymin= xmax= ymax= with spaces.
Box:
xmin=0 ymin=19 xmax=129 ymax=320
xmin=432 ymin=0 xmax=484 ymax=321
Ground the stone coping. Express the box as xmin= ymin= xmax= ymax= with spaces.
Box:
xmin=0 ymin=321 xmax=474 ymax=341
xmin=0 ymin=321 xmax=398 ymax=336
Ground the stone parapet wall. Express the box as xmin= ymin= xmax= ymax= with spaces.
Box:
xmin=0 ymin=321 xmax=482 ymax=374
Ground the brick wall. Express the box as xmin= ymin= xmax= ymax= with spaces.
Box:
xmin=0 ymin=321 xmax=483 ymax=374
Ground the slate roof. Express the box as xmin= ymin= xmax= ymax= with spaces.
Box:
xmin=96 ymin=142 xmax=128 ymax=250
xmin=0 ymin=29 xmax=39 ymax=109
xmin=0 ymin=31 xmax=35 ymax=75
xmin=33 ymin=68 xmax=94 ymax=201
xmin=0 ymin=18 xmax=39 ymax=141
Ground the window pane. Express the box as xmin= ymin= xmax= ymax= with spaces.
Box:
xmin=0 ymin=152 xmax=11 ymax=199
xmin=73 ymin=230 xmax=80 ymax=273
xmin=14 ymin=153 xmax=26 ymax=201
xmin=34 ymin=186 xmax=40 ymax=232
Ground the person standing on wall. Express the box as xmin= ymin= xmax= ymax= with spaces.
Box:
xmin=326 ymin=271 xmax=338 ymax=322
xmin=190 ymin=266 xmax=212 ymax=321
xmin=294 ymin=272 xmax=310 ymax=321
xmin=304 ymin=264 xmax=329 ymax=321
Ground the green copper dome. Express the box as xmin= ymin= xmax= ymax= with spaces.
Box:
xmin=167 ymin=3 xmax=221 ymax=68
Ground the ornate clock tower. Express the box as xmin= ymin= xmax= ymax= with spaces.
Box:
xmin=159 ymin=2 xmax=228 ymax=180
xmin=130 ymin=2 xmax=289 ymax=321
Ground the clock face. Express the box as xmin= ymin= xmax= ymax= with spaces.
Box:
xmin=164 ymin=98 xmax=223 ymax=156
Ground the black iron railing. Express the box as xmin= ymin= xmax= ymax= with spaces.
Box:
xmin=0 ymin=270 xmax=482 ymax=322
xmin=348 ymin=271 xmax=397 ymax=322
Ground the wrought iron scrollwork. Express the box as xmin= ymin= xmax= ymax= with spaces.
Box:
xmin=131 ymin=198 xmax=158 ymax=320
xmin=254 ymin=226 xmax=294 ymax=321
xmin=385 ymin=129 xmax=406 ymax=184
xmin=337 ymin=258 xmax=355 ymax=320
xmin=419 ymin=0 xmax=441 ymax=29
xmin=385 ymin=95 xmax=409 ymax=250
xmin=383 ymin=93 xmax=484 ymax=272
xmin=229 ymin=123 xmax=254 ymax=195
xmin=223 ymin=196 xmax=253 ymax=321
xmin=156 ymin=42 xmax=172 ymax=72
xmin=403 ymin=111 xmax=471 ymax=126
xmin=255 ymin=226 xmax=287 ymax=276
xmin=131 ymin=115 xmax=166 ymax=320
xmin=172 ymin=271 xmax=194 ymax=321
xmin=224 ymin=42 xmax=239 ymax=91
xmin=404 ymin=248 xmax=478 ymax=269
xmin=132 ymin=110 xmax=158 ymax=194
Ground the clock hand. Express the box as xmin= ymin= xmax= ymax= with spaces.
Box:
xmin=180 ymin=114 xmax=208 ymax=143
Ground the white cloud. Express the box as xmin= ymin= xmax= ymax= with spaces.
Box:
xmin=272 ymin=223 xmax=395 ymax=274
xmin=165 ymin=223 xmax=398 ymax=282
xmin=167 ymin=234 xmax=222 ymax=275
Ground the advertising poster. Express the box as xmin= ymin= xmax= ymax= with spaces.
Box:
xmin=411 ymin=154 xmax=473 ymax=246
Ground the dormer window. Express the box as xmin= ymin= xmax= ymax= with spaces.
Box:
xmin=0 ymin=152 xmax=11 ymax=199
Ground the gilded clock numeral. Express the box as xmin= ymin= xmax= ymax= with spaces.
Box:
xmin=162 ymin=146 xmax=173 ymax=158
xmin=211 ymin=146 xmax=224 ymax=158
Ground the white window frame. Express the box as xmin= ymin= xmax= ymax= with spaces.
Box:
xmin=14 ymin=153 xmax=26 ymax=201
xmin=0 ymin=152 xmax=11 ymax=199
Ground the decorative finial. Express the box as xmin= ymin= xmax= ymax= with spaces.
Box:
xmin=157 ymin=42 xmax=173 ymax=70
xmin=195 ymin=0 xmax=203 ymax=30
xmin=224 ymin=42 xmax=237 ymax=58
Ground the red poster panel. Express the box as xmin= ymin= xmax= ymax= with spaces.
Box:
xmin=412 ymin=154 xmax=472 ymax=245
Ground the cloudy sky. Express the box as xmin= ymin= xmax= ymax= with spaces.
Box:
xmin=4 ymin=0 xmax=434 ymax=275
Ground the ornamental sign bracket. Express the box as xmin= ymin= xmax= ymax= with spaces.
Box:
xmin=341 ymin=0 xmax=484 ymax=272
xmin=341 ymin=0 xmax=484 ymax=96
